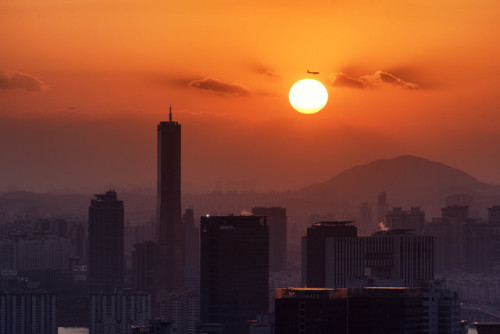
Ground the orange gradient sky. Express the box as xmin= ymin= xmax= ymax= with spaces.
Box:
xmin=1 ymin=0 xmax=499 ymax=193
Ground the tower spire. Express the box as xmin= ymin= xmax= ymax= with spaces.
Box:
xmin=169 ymin=105 xmax=172 ymax=122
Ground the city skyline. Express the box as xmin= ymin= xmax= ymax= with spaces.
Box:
xmin=1 ymin=0 xmax=499 ymax=194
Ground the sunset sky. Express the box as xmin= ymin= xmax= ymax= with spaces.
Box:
xmin=1 ymin=0 xmax=499 ymax=193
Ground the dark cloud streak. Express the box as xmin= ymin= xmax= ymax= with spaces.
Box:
xmin=188 ymin=77 xmax=250 ymax=96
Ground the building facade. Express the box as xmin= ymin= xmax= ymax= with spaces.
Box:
xmin=201 ymin=215 xmax=269 ymax=334
xmin=88 ymin=190 xmax=124 ymax=292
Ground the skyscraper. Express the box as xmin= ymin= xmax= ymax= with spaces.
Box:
xmin=201 ymin=215 xmax=269 ymax=334
xmin=306 ymin=221 xmax=357 ymax=288
xmin=88 ymin=190 xmax=124 ymax=292
xmin=252 ymin=207 xmax=287 ymax=272
xmin=157 ymin=109 xmax=183 ymax=294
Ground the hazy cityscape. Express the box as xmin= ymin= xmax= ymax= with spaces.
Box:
xmin=1 ymin=112 xmax=500 ymax=333
xmin=2 ymin=0 xmax=500 ymax=333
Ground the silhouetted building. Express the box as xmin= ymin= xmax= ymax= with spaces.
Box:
xmin=377 ymin=191 xmax=388 ymax=224
xmin=325 ymin=229 xmax=433 ymax=288
xmin=305 ymin=221 xmax=357 ymax=287
xmin=426 ymin=205 xmax=493 ymax=273
xmin=161 ymin=289 xmax=200 ymax=334
xmin=132 ymin=241 xmax=158 ymax=294
xmin=0 ymin=291 xmax=57 ymax=334
xmin=488 ymin=206 xmax=500 ymax=266
xmin=157 ymin=109 xmax=184 ymax=295
xmin=386 ymin=206 xmax=425 ymax=233
xmin=201 ymin=215 xmax=269 ymax=334
xmin=88 ymin=190 xmax=124 ymax=292
xmin=183 ymin=208 xmax=200 ymax=290
xmin=252 ymin=207 xmax=287 ymax=272
xmin=90 ymin=291 xmax=151 ymax=334
xmin=358 ymin=202 xmax=373 ymax=233
xmin=348 ymin=287 xmax=425 ymax=334
xmin=131 ymin=319 xmax=173 ymax=334
xmin=275 ymin=288 xmax=347 ymax=334
xmin=275 ymin=286 xmax=457 ymax=334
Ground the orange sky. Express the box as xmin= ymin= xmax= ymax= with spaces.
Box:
xmin=1 ymin=0 xmax=499 ymax=193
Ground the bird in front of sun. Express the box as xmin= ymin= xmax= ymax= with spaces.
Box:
xmin=289 ymin=71 xmax=328 ymax=114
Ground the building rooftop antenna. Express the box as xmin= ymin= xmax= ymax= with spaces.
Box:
xmin=169 ymin=105 xmax=172 ymax=122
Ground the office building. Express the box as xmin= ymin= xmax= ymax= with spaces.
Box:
xmin=88 ymin=190 xmax=124 ymax=292
xmin=252 ymin=207 xmax=287 ymax=272
xmin=157 ymin=109 xmax=184 ymax=294
xmin=201 ymin=215 xmax=269 ymax=334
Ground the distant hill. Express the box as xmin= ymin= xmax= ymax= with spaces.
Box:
xmin=293 ymin=155 xmax=500 ymax=206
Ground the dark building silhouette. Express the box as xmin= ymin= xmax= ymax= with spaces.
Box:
xmin=183 ymin=208 xmax=200 ymax=290
xmin=252 ymin=207 xmax=287 ymax=272
xmin=88 ymin=190 xmax=124 ymax=292
xmin=275 ymin=288 xmax=347 ymax=334
xmin=200 ymin=215 xmax=269 ymax=334
xmin=386 ymin=206 xmax=425 ymax=234
xmin=488 ymin=205 xmax=500 ymax=266
xmin=132 ymin=241 xmax=158 ymax=294
xmin=377 ymin=191 xmax=388 ymax=224
xmin=157 ymin=109 xmax=184 ymax=294
xmin=306 ymin=221 xmax=357 ymax=288
xmin=275 ymin=284 xmax=458 ymax=334
xmin=304 ymin=222 xmax=433 ymax=288
xmin=425 ymin=205 xmax=492 ymax=273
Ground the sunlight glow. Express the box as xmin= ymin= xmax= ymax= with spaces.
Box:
xmin=289 ymin=79 xmax=328 ymax=114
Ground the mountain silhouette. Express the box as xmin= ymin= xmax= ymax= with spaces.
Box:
xmin=293 ymin=155 xmax=500 ymax=208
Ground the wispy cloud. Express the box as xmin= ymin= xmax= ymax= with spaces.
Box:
xmin=0 ymin=71 xmax=48 ymax=92
xmin=328 ymin=71 xmax=419 ymax=90
xmin=188 ymin=77 xmax=250 ymax=96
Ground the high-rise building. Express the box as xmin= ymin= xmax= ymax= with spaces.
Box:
xmin=200 ymin=215 xmax=269 ymax=334
xmin=252 ymin=207 xmax=287 ymax=272
xmin=157 ymin=109 xmax=184 ymax=294
xmin=305 ymin=221 xmax=357 ymax=288
xmin=88 ymin=190 xmax=124 ymax=292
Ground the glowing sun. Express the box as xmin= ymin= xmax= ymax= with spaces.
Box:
xmin=289 ymin=79 xmax=328 ymax=114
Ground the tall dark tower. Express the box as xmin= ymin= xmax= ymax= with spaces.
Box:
xmin=88 ymin=190 xmax=124 ymax=292
xmin=157 ymin=108 xmax=184 ymax=294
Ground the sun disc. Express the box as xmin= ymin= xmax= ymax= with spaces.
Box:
xmin=289 ymin=79 xmax=328 ymax=114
